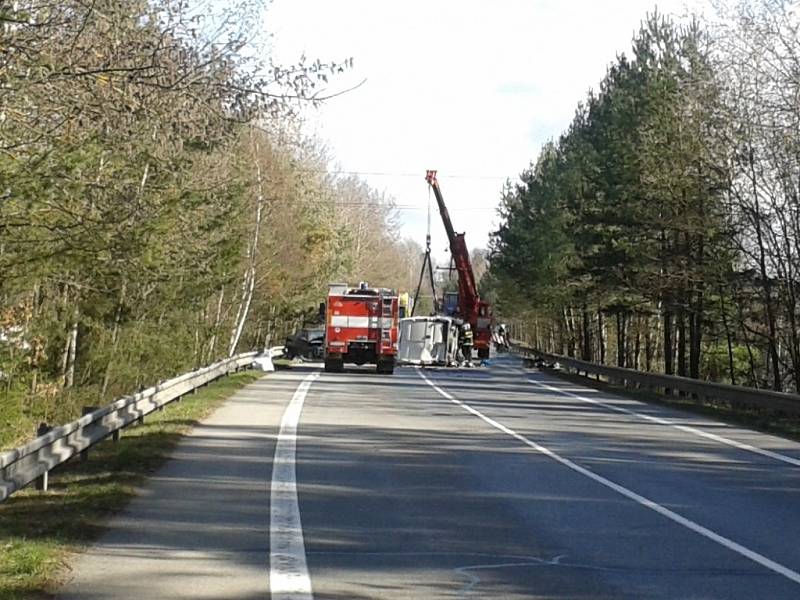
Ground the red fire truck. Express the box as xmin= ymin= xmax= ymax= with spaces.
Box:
xmin=324 ymin=283 xmax=399 ymax=374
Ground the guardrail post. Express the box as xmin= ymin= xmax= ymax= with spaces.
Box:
xmin=35 ymin=422 xmax=52 ymax=491
xmin=81 ymin=407 xmax=98 ymax=462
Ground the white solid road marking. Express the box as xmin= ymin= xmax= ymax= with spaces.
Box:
xmin=270 ymin=371 xmax=320 ymax=600
xmin=528 ymin=375 xmax=800 ymax=468
xmin=418 ymin=369 xmax=800 ymax=586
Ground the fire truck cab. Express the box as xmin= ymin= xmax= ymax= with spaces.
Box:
xmin=324 ymin=283 xmax=399 ymax=374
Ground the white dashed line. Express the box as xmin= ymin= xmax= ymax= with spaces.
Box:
xmin=418 ymin=368 xmax=800 ymax=586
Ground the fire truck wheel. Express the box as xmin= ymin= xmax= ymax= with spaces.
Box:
xmin=324 ymin=358 xmax=344 ymax=373
xmin=478 ymin=347 xmax=490 ymax=359
xmin=376 ymin=360 xmax=394 ymax=375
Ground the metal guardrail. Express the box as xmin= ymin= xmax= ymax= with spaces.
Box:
xmin=514 ymin=344 xmax=800 ymax=416
xmin=0 ymin=352 xmax=258 ymax=502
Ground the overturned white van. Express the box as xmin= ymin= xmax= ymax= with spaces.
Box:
xmin=397 ymin=316 xmax=460 ymax=366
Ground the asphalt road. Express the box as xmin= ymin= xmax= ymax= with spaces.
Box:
xmin=59 ymin=356 xmax=800 ymax=599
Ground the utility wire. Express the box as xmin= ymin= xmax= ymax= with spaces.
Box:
xmin=296 ymin=168 xmax=509 ymax=180
xmin=334 ymin=202 xmax=496 ymax=211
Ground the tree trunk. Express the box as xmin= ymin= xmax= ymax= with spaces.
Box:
xmin=229 ymin=268 xmax=255 ymax=357
xmin=101 ymin=281 xmax=126 ymax=397
xmin=581 ymin=304 xmax=592 ymax=361
xmin=677 ymin=307 xmax=686 ymax=378
xmin=263 ymin=305 xmax=277 ymax=352
xmin=207 ymin=286 xmax=225 ymax=361
xmin=228 ymin=133 xmax=266 ymax=357
xmin=734 ymin=287 xmax=759 ymax=388
xmin=663 ymin=307 xmax=674 ymax=375
xmin=598 ymin=310 xmax=606 ymax=365
xmin=689 ymin=219 xmax=705 ymax=380
xmin=749 ymin=147 xmax=782 ymax=390
xmin=616 ymin=312 xmax=626 ymax=368
xmin=720 ymin=294 xmax=736 ymax=385
xmin=564 ymin=306 xmax=575 ymax=357
xmin=64 ymin=309 xmax=78 ymax=389
xmin=689 ymin=294 xmax=703 ymax=380
xmin=786 ymin=299 xmax=800 ymax=393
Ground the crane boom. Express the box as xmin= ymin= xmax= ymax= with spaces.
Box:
xmin=425 ymin=170 xmax=493 ymax=358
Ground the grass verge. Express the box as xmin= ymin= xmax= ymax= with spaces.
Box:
xmin=539 ymin=367 xmax=800 ymax=442
xmin=0 ymin=370 xmax=264 ymax=600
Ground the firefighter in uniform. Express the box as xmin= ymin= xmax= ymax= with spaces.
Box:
xmin=497 ymin=323 xmax=509 ymax=351
xmin=460 ymin=322 xmax=474 ymax=367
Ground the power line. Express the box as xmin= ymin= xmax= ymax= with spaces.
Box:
xmin=298 ymin=168 xmax=510 ymax=180
xmin=399 ymin=206 xmax=498 ymax=212
xmin=334 ymin=202 xmax=497 ymax=211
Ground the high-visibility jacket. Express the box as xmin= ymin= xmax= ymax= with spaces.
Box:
xmin=462 ymin=328 xmax=474 ymax=346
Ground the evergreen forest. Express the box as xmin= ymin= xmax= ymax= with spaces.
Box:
xmin=489 ymin=2 xmax=800 ymax=393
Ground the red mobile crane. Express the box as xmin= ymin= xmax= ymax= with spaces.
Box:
xmin=425 ymin=170 xmax=493 ymax=359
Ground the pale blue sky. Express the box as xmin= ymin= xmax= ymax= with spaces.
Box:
xmin=265 ymin=0 xmax=708 ymax=261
